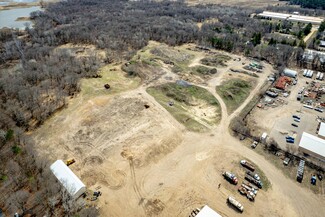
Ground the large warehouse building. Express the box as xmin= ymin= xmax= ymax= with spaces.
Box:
xmin=299 ymin=132 xmax=325 ymax=163
xmin=50 ymin=160 xmax=86 ymax=199
xmin=257 ymin=11 xmax=324 ymax=25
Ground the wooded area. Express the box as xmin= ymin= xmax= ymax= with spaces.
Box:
xmin=287 ymin=0 xmax=325 ymax=10
xmin=0 ymin=0 xmax=323 ymax=215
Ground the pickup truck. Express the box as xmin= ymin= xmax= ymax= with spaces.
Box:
xmin=251 ymin=141 xmax=258 ymax=149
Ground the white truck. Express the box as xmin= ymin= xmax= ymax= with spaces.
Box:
xmin=227 ymin=196 xmax=244 ymax=212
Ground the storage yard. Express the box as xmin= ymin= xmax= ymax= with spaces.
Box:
xmin=30 ymin=42 xmax=325 ymax=217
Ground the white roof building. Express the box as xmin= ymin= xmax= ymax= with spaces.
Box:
xmin=50 ymin=160 xmax=86 ymax=199
xmin=318 ymin=122 xmax=325 ymax=138
xmin=257 ymin=11 xmax=324 ymax=25
xmin=299 ymin=132 xmax=325 ymax=162
xmin=283 ymin=68 xmax=298 ymax=78
xmin=196 ymin=205 xmax=223 ymax=217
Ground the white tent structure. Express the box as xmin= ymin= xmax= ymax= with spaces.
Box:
xmin=299 ymin=132 xmax=325 ymax=162
xmin=50 ymin=160 xmax=86 ymax=199
xmin=196 ymin=205 xmax=223 ymax=217
xmin=283 ymin=68 xmax=297 ymax=78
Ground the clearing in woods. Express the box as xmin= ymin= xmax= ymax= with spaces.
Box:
xmin=147 ymin=83 xmax=221 ymax=132
xmin=216 ymin=78 xmax=253 ymax=114
xmin=32 ymin=41 xmax=325 ymax=217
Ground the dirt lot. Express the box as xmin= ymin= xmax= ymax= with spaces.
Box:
xmin=247 ymin=72 xmax=325 ymax=152
xmin=32 ymin=42 xmax=325 ymax=217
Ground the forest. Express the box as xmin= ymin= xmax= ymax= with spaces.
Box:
xmin=0 ymin=0 xmax=321 ymax=216
xmin=287 ymin=0 xmax=325 ymax=10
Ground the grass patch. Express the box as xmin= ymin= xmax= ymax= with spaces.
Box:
xmin=12 ymin=145 xmax=22 ymax=155
xmin=200 ymin=54 xmax=231 ymax=67
xmin=216 ymin=79 xmax=252 ymax=114
xmin=147 ymin=83 xmax=221 ymax=132
xmin=190 ymin=65 xmax=217 ymax=76
xmin=81 ymin=65 xmax=141 ymax=97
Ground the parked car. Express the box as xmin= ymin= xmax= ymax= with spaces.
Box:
xmin=294 ymin=118 xmax=300 ymax=122
xmin=292 ymin=115 xmax=300 ymax=119
xmin=251 ymin=141 xmax=258 ymax=149
xmin=291 ymin=123 xmax=298 ymax=127
xmin=286 ymin=139 xmax=294 ymax=143
xmin=283 ymin=157 xmax=291 ymax=166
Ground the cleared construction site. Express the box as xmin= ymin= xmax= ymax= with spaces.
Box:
xmin=31 ymin=42 xmax=325 ymax=217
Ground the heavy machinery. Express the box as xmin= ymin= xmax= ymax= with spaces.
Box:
xmin=238 ymin=186 xmax=255 ymax=201
xmin=223 ymin=171 xmax=238 ymax=185
xmin=227 ymin=196 xmax=244 ymax=212
xmin=240 ymin=160 xmax=255 ymax=172
xmin=297 ymin=160 xmax=305 ymax=183
xmin=66 ymin=159 xmax=76 ymax=166
xmin=241 ymin=183 xmax=258 ymax=195
xmin=245 ymin=174 xmax=263 ymax=189
xmin=246 ymin=171 xmax=260 ymax=181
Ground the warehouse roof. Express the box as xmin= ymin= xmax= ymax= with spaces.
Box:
xmin=50 ymin=160 xmax=86 ymax=198
xmin=299 ymin=132 xmax=325 ymax=158
xmin=275 ymin=76 xmax=291 ymax=90
xmin=318 ymin=122 xmax=325 ymax=138
xmin=196 ymin=206 xmax=223 ymax=217
xmin=258 ymin=11 xmax=324 ymax=24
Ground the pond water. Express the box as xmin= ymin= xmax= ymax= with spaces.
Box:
xmin=0 ymin=6 xmax=41 ymax=29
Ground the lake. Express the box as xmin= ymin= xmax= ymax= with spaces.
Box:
xmin=0 ymin=6 xmax=41 ymax=29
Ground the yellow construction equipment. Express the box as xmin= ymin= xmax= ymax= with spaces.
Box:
xmin=66 ymin=159 xmax=75 ymax=166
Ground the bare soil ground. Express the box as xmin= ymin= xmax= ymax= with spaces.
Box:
xmin=32 ymin=42 xmax=325 ymax=217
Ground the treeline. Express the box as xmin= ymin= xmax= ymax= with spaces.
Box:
xmin=289 ymin=0 xmax=325 ymax=10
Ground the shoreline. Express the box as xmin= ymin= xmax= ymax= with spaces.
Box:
xmin=0 ymin=2 xmax=40 ymax=11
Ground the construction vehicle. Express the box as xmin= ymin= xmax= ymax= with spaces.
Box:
xmin=238 ymin=186 xmax=255 ymax=201
xmin=223 ymin=171 xmax=238 ymax=185
xmin=243 ymin=181 xmax=259 ymax=191
xmin=240 ymin=160 xmax=255 ymax=172
xmin=241 ymin=183 xmax=258 ymax=195
xmin=245 ymin=175 xmax=262 ymax=189
xmin=66 ymin=159 xmax=76 ymax=166
xmin=227 ymin=196 xmax=244 ymax=212
xmin=296 ymin=160 xmax=305 ymax=183
xmin=246 ymin=171 xmax=260 ymax=181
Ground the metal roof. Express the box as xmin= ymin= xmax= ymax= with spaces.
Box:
xmin=196 ymin=206 xmax=223 ymax=217
xmin=258 ymin=11 xmax=324 ymax=24
xmin=50 ymin=160 xmax=86 ymax=198
xmin=299 ymin=132 xmax=325 ymax=158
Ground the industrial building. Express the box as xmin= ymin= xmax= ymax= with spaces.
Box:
xmin=303 ymin=50 xmax=325 ymax=64
xmin=275 ymin=76 xmax=291 ymax=90
xmin=195 ymin=205 xmax=222 ymax=217
xmin=283 ymin=68 xmax=297 ymax=78
xmin=50 ymin=160 xmax=86 ymax=199
xmin=298 ymin=132 xmax=325 ymax=163
xmin=257 ymin=11 xmax=324 ymax=25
